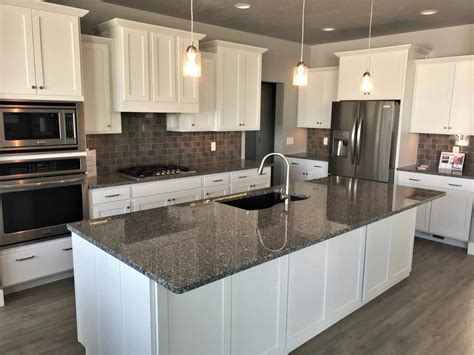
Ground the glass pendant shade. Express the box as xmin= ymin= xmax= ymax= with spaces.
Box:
xmin=183 ymin=44 xmax=201 ymax=77
xmin=360 ymin=71 xmax=373 ymax=95
xmin=293 ymin=61 xmax=308 ymax=86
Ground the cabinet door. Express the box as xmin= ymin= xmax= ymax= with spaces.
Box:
xmin=218 ymin=48 xmax=241 ymax=130
xmin=411 ymin=62 xmax=455 ymax=133
xmin=82 ymin=39 xmax=121 ymax=134
xmin=121 ymin=27 xmax=149 ymax=102
xmin=449 ymin=59 xmax=474 ymax=134
xmin=192 ymin=52 xmax=215 ymax=130
xmin=0 ymin=5 xmax=37 ymax=96
xmin=169 ymin=189 xmax=202 ymax=205
xmin=325 ymin=227 xmax=365 ymax=321
xmin=176 ymin=36 xmax=199 ymax=104
xmin=31 ymin=10 xmax=82 ymax=98
xmin=92 ymin=200 xmax=131 ymax=218
xmin=429 ymin=191 xmax=473 ymax=242
xmin=415 ymin=202 xmax=431 ymax=233
xmin=240 ymin=51 xmax=262 ymax=130
xmin=320 ymin=69 xmax=338 ymax=128
xmin=203 ymin=185 xmax=230 ymax=199
xmin=132 ymin=194 xmax=169 ymax=212
xmin=297 ymin=71 xmax=322 ymax=128
xmin=150 ymin=32 xmax=176 ymax=103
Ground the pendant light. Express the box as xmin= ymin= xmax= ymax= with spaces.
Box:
xmin=183 ymin=0 xmax=201 ymax=77
xmin=293 ymin=0 xmax=308 ymax=86
xmin=361 ymin=0 xmax=374 ymax=94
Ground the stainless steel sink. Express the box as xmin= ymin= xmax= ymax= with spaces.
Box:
xmin=218 ymin=192 xmax=308 ymax=211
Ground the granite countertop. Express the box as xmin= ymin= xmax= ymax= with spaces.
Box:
xmin=397 ymin=165 xmax=474 ymax=180
xmin=286 ymin=152 xmax=329 ymax=162
xmin=87 ymin=160 xmax=264 ymax=189
xmin=69 ymin=176 xmax=444 ymax=294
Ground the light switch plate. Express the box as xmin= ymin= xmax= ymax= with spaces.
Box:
xmin=211 ymin=142 xmax=216 ymax=151
xmin=286 ymin=137 xmax=294 ymax=145
xmin=323 ymin=137 xmax=329 ymax=146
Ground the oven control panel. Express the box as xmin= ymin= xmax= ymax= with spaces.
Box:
xmin=0 ymin=159 xmax=81 ymax=177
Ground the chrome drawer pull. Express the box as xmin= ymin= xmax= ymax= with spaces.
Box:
xmin=62 ymin=247 xmax=73 ymax=251
xmin=104 ymin=193 xmax=120 ymax=198
xmin=212 ymin=179 xmax=223 ymax=182
xmin=314 ymin=165 xmax=323 ymax=168
xmin=16 ymin=255 xmax=35 ymax=262
xmin=408 ymin=178 xmax=420 ymax=182
xmin=238 ymin=176 xmax=248 ymax=179
xmin=291 ymin=162 xmax=299 ymax=165
xmin=448 ymin=183 xmax=462 ymax=188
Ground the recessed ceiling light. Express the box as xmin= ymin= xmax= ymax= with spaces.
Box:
xmin=235 ymin=3 xmax=251 ymax=10
xmin=322 ymin=27 xmax=335 ymax=32
xmin=420 ymin=9 xmax=438 ymax=15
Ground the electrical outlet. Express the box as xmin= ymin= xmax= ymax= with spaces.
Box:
xmin=211 ymin=142 xmax=216 ymax=151
xmin=323 ymin=137 xmax=329 ymax=146
xmin=286 ymin=137 xmax=294 ymax=145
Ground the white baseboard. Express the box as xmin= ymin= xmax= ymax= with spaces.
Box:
xmin=3 ymin=270 xmax=73 ymax=296
xmin=468 ymin=242 xmax=474 ymax=256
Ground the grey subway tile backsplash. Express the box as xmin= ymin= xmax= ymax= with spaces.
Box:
xmin=307 ymin=128 xmax=331 ymax=161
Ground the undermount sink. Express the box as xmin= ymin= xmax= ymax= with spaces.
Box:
xmin=218 ymin=192 xmax=308 ymax=211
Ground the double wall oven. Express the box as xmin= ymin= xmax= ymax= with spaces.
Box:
xmin=0 ymin=102 xmax=88 ymax=247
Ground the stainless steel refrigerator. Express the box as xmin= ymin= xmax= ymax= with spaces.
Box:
xmin=329 ymin=101 xmax=400 ymax=183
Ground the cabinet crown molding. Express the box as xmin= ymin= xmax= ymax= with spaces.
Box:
xmin=335 ymin=44 xmax=431 ymax=58
xmin=0 ymin=0 xmax=88 ymax=17
xmin=96 ymin=18 xmax=206 ymax=40
xmin=415 ymin=54 xmax=474 ymax=64
xmin=200 ymin=40 xmax=268 ymax=54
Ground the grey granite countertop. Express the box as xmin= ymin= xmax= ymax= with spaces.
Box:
xmin=397 ymin=165 xmax=474 ymax=180
xmin=87 ymin=160 xmax=264 ymax=189
xmin=69 ymin=176 xmax=444 ymax=294
xmin=286 ymin=152 xmax=329 ymax=162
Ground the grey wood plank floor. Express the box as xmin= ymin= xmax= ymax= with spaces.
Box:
xmin=0 ymin=238 xmax=472 ymax=355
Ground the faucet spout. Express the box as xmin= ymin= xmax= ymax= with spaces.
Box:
xmin=257 ymin=153 xmax=290 ymax=210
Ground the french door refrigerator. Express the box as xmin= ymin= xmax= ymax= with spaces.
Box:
xmin=329 ymin=100 xmax=400 ymax=183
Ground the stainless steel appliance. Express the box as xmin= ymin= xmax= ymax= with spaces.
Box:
xmin=0 ymin=152 xmax=88 ymax=247
xmin=0 ymin=102 xmax=80 ymax=151
xmin=329 ymin=101 xmax=400 ymax=183
xmin=119 ymin=164 xmax=195 ymax=180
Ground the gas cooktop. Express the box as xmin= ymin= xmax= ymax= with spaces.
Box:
xmin=119 ymin=164 xmax=195 ymax=180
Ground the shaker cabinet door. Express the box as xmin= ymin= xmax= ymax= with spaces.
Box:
xmin=176 ymin=36 xmax=199 ymax=104
xmin=150 ymin=32 xmax=176 ymax=103
xmin=240 ymin=51 xmax=262 ymax=130
xmin=449 ymin=59 xmax=474 ymax=134
xmin=0 ymin=4 xmax=37 ymax=96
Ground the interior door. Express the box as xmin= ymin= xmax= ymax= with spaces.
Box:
xmin=0 ymin=4 xmax=37 ymax=96
xmin=32 ymin=10 xmax=82 ymax=97
xmin=355 ymin=101 xmax=397 ymax=182
xmin=328 ymin=101 xmax=359 ymax=178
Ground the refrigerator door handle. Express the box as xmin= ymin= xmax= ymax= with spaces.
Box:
xmin=350 ymin=117 xmax=358 ymax=165
xmin=356 ymin=115 xmax=364 ymax=165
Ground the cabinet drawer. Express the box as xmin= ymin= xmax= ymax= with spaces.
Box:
xmin=203 ymin=173 xmax=230 ymax=187
xmin=91 ymin=186 xmax=131 ymax=205
xmin=397 ymin=171 xmax=474 ymax=192
xmin=203 ymin=185 xmax=230 ymax=199
xmin=1 ymin=237 xmax=73 ymax=288
xmin=132 ymin=176 xmax=202 ymax=198
xmin=231 ymin=167 xmax=270 ymax=183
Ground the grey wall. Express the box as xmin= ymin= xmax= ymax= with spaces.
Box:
xmin=311 ymin=24 xmax=474 ymax=67
xmin=50 ymin=0 xmax=310 ymax=156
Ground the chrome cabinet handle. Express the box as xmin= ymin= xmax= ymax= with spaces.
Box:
xmin=104 ymin=194 xmax=120 ymax=198
xmin=314 ymin=165 xmax=323 ymax=168
xmin=31 ymin=85 xmax=37 ymax=89
xmin=62 ymin=247 xmax=73 ymax=251
xmin=106 ymin=124 xmax=112 ymax=128
xmin=16 ymin=255 xmax=35 ymax=262
xmin=443 ymin=126 xmax=448 ymax=129
xmin=291 ymin=162 xmax=299 ymax=165
xmin=238 ymin=175 xmax=248 ymax=179
xmin=448 ymin=183 xmax=462 ymax=187
xmin=39 ymin=86 xmax=44 ymax=89
xmin=212 ymin=179 xmax=223 ymax=182
xmin=409 ymin=178 xmax=421 ymax=182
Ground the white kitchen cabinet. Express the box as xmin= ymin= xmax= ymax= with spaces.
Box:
xmin=82 ymin=35 xmax=122 ymax=134
xmin=169 ymin=188 xmax=202 ymax=205
xmin=203 ymin=185 xmax=230 ymax=199
xmin=415 ymin=201 xmax=431 ymax=233
xmin=201 ymin=40 xmax=267 ymax=131
xmin=98 ymin=19 xmax=205 ymax=113
xmin=288 ymin=157 xmax=328 ymax=182
xmin=335 ymin=45 xmax=429 ymax=101
xmin=231 ymin=178 xmax=270 ymax=194
xmin=297 ymin=67 xmax=338 ymax=128
xmin=0 ymin=2 xmax=87 ymax=101
xmin=363 ymin=209 xmax=416 ymax=303
xmin=91 ymin=200 xmax=131 ymax=218
xmin=411 ymin=56 xmax=474 ymax=135
xmin=167 ymin=52 xmax=215 ymax=132
xmin=132 ymin=194 xmax=168 ymax=212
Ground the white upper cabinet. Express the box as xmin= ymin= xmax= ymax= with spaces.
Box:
xmin=82 ymin=35 xmax=121 ymax=134
xmin=411 ymin=56 xmax=474 ymax=135
xmin=297 ymin=67 xmax=338 ymax=129
xmin=97 ymin=19 xmax=205 ymax=113
xmin=0 ymin=2 xmax=87 ymax=101
xmin=335 ymin=45 xmax=429 ymax=101
xmin=201 ymin=40 xmax=267 ymax=131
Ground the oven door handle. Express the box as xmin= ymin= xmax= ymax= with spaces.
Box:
xmin=0 ymin=176 xmax=86 ymax=191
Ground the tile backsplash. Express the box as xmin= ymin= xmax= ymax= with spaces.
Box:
xmin=86 ymin=113 xmax=242 ymax=175
xmin=307 ymin=128 xmax=331 ymax=160
xmin=417 ymin=133 xmax=473 ymax=170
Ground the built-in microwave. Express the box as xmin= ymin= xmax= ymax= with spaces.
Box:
xmin=0 ymin=102 xmax=78 ymax=151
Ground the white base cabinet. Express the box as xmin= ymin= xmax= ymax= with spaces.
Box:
xmin=288 ymin=157 xmax=329 ymax=182
xmin=73 ymin=208 xmax=418 ymax=354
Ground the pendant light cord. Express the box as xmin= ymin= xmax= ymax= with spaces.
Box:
xmin=190 ymin=0 xmax=194 ymax=44
xmin=367 ymin=0 xmax=374 ymax=70
xmin=300 ymin=0 xmax=306 ymax=62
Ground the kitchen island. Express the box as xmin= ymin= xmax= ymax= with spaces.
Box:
xmin=68 ymin=176 xmax=444 ymax=355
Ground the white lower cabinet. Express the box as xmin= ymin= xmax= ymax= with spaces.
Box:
xmin=169 ymin=188 xmax=202 ymax=205
xmin=288 ymin=158 xmax=329 ymax=182
xmin=132 ymin=194 xmax=168 ymax=212
xmin=203 ymin=185 xmax=230 ymax=199
xmin=231 ymin=178 xmax=270 ymax=193
xmin=91 ymin=200 xmax=131 ymax=218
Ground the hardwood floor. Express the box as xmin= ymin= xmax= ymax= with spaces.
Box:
xmin=0 ymin=238 xmax=472 ymax=355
